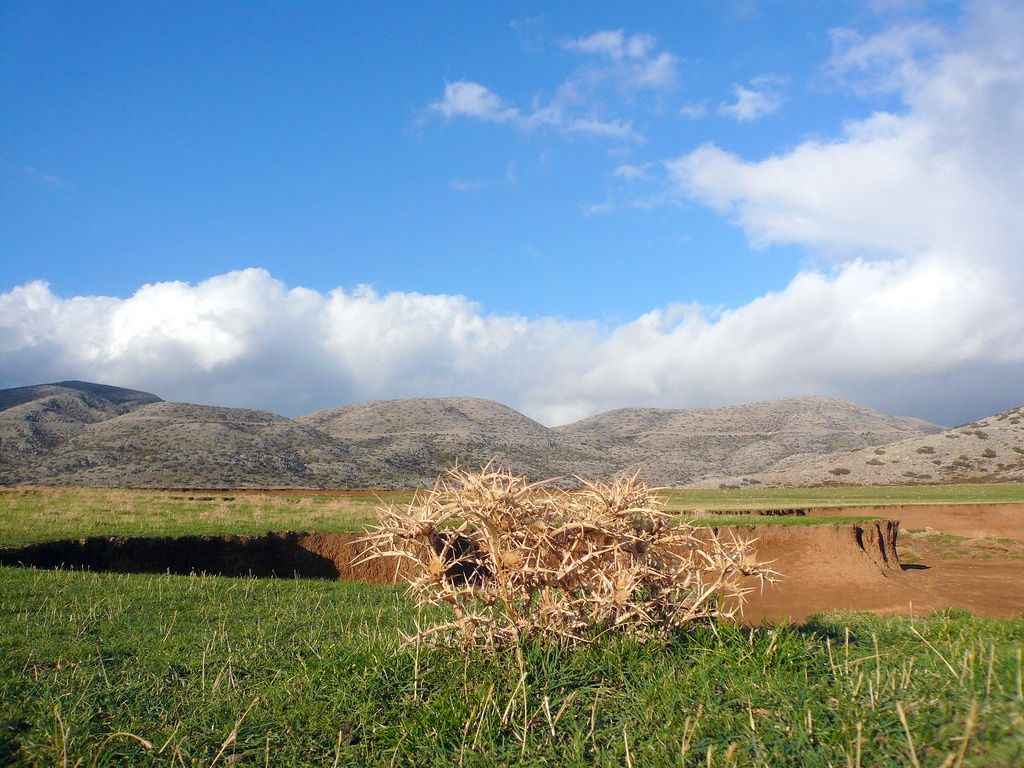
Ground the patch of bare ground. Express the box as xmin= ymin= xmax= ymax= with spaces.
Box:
xmin=742 ymin=502 xmax=1024 ymax=622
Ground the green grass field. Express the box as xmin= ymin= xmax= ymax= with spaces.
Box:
xmin=2 ymin=569 xmax=1022 ymax=766
xmin=0 ymin=487 xmax=413 ymax=548
xmin=662 ymin=482 xmax=1024 ymax=512
xmin=2 ymin=485 xmax=1023 ymax=765
xmin=3 ymin=483 xmax=1022 ymax=547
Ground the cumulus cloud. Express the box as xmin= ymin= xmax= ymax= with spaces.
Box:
xmin=656 ymin=0 xmax=1024 ymax=420
xmin=0 ymin=270 xmax=591 ymax=421
xmin=670 ymin=3 xmax=1024 ymax=269
xmin=562 ymin=29 xmax=678 ymax=91
xmin=3 ymin=253 xmax=1023 ymax=428
xmin=718 ymin=75 xmax=787 ymax=121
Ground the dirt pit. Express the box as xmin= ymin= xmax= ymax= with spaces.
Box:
xmin=2 ymin=519 xmax=1022 ymax=624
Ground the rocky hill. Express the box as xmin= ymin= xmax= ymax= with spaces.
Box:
xmin=0 ymin=383 xmax=401 ymax=487
xmin=0 ymin=381 xmax=162 ymax=468
xmin=296 ymin=397 xmax=598 ymax=485
xmin=700 ymin=406 xmax=1024 ymax=487
xmin=555 ymin=396 xmax=941 ymax=486
xmin=1 ymin=381 xmax=954 ymax=488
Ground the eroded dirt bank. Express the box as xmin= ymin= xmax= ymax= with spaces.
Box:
xmin=3 ymin=521 xmax=1021 ymax=623
xmin=810 ymin=503 xmax=1024 ymax=541
xmin=0 ymin=531 xmax=409 ymax=583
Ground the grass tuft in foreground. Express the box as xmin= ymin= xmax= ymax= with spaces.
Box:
xmin=2 ymin=566 xmax=1022 ymax=766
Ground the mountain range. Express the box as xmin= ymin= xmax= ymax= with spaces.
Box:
xmin=2 ymin=379 xmax=1013 ymax=488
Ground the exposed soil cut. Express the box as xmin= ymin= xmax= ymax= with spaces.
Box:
xmin=809 ymin=503 xmax=1024 ymax=541
xmin=0 ymin=532 xmax=410 ymax=583
xmin=732 ymin=512 xmax=1024 ymax=622
xmin=3 ymin=519 xmax=1022 ymax=624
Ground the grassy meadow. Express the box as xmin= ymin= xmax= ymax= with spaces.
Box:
xmin=1 ymin=484 xmax=1023 ymax=765
xmin=661 ymin=482 xmax=1024 ymax=512
xmin=3 ymin=482 xmax=1023 ymax=546
xmin=0 ymin=487 xmax=412 ymax=548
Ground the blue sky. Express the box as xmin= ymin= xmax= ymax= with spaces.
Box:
xmin=2 ymin=1 xmax=1022 ymax=426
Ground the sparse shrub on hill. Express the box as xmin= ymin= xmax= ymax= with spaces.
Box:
xmin=363 ymin=465 xmax=776 ymax=648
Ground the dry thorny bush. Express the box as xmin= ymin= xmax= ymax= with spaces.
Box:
xmin=363 ymin=465 xmax=778 ymax=648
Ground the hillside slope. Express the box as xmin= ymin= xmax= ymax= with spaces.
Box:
xmin=297 ymin=397 xmax=601 ymax=484
xmin=701 ymin=406 xmax=1024 ymax=487
xmin=0 ymin=381 xmax=162 ymax=469
xmin=0 ymin=384 xmax=407 ymax=487
xmin=555 ymin=396 xmax=941 ymax=486
xmin=1 ymin=382 xmax=952 ymax=487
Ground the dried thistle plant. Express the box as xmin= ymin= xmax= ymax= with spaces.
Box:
xmin=363 ymin=464 xmax=777 ymax=647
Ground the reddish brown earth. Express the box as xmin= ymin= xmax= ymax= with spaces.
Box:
xmin=740 ymin=504 xmax=1024 ymax=622
xmin=810 ymin=502 xmax=1024 ymax=541
xmin=3 ymin=510 xmax=1022 ymax=624
xmin=739 ymin=534 xmax=1024 ymax=623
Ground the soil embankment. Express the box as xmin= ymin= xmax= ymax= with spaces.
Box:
xmin=733 ymin=507 xmax=1024 ymax=622
xmin=721 ymin=521 xmax=912 ymax=622
xmin=0 ymin=531 xmax=409 ymax=583
xmin=3 ymin=519 xmax=1021 ymax=623
xmin=810 ymin=503 xmax=1024 ymax=541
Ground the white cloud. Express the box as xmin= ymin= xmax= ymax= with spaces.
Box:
xmin=449 ymin=178 xmax=487 ymax=193
xmin=0 ymin=270 xmax=590 ymax=423
xmin=562 ymin=117 xmax=636 ymax=140
xmin=563 ymin=30 xmax=656 ymax=61
xmin=634 ymin=52 xmax=678 ymax=90
xmin=824 ymin=22 xmax=948 ymax=93
xmin=580 ymin=201 xmax=615 ymax=216
xmin=3 ymin=251 xmax=1023 ymax=428
xmin=427 ymin=29 xmax=676 ymax=143
xmin=613 ymin=164 xmax=649 ymax=181
xmin=430 ymin=81 xmax=520 ymax=122
xmin=718 ymin=75 xmax=786 ymax=121
xmin=677 ymin=102 xmax=708 ymax=120
xmin=670 ymin=3 xmax=1024 ymax=270
xmin=23 ymin=167 xmax=65 ymax=188
xmin=428 ymin=80 xmax=639 ymax=141
xmin=562 ymin=30 xmax=678 ymax=93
